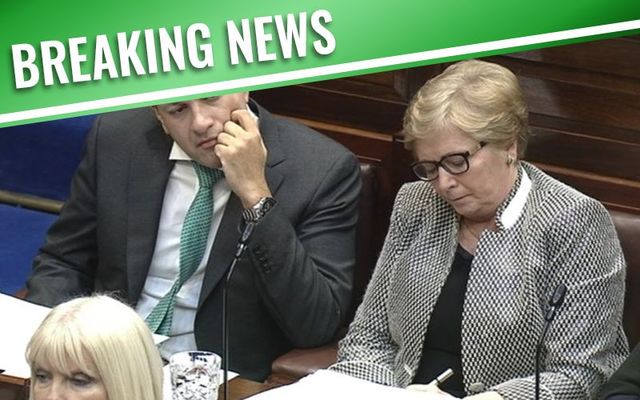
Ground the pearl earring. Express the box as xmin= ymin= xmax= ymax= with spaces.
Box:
xmin=506 ymin=155 xmax=515 ymax=165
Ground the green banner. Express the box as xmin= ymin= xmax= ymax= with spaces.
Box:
xmin=1 ymin=0 xmax=639 ymax=127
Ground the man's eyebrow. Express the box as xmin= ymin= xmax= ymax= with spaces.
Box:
xmin=158 ymin=102 xmax=182 ymax=109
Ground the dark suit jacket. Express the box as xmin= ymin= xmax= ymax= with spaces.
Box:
xmin=600 ymin=343 xmax=640 ymax=400
xmin=26 ymin=100 xmax=361 ymax=381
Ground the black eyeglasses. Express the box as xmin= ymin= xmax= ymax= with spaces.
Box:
xmin=412 ymin=142 xmax=487 ymax=182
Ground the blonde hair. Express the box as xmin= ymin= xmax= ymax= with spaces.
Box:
xmin=26 ymin=295 xmax=163 ymax=400
xmin=403 ymin=59 xmax=529 ymax=158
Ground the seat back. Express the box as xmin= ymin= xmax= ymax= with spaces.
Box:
xmin=0 ymin=116 xmax=94 ymax=203
xmin=610 ymin=210 xmax=640 ymax=347
xmin=348 ymin=162 xmax=382 ymax=322
xmin=0 ymin=116 xmax=94 ymax=295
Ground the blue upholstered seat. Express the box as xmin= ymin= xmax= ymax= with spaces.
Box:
xmin=0 ymin=115 xmax=95 ymax=201
xmin=0 ymin=115 xmax=95 ymax=294
xmin=0 ymin=204 xmax=57 ymax=294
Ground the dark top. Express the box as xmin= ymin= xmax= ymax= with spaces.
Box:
xmin=413 ymin=245 xmax=473 ymax=397
xmin=600 ymin=343 xmax=640 ymax=400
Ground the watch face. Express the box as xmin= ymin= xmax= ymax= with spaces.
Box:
xmin=261 ymin=197 xmax=276 ymax=212
xmin=243 ymin=197 xmax=276 ymax=222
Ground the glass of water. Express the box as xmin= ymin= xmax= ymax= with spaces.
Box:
xmin=170 ymin=351 xmax=221 ymax=400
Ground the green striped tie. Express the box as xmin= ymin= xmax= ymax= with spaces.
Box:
xmin=146 ymin=162 xmax=224 ymax=335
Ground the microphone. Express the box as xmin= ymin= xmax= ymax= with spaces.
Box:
xmin=535 ymin=284 xmax=567 ymax=400
xmin=222 ymin=221 xmax=255 ymax=400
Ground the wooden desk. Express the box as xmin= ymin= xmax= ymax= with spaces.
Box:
xmin=225 ymin=378 xmax=276 ymax=399
xmin=0 ymin=373 xmax=275 ymax=400
xmin=0 ymin=374 xmax=28 ymax=400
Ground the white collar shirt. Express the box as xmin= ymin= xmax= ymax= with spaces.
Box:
xmin=135 ymin=143 xmax=231 ymax=360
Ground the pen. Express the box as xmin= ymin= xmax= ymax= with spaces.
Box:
xmin=428 ymin=368 xmax=454 ymax=387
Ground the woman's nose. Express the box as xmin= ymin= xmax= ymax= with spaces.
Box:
xmin=434 ymin=167 xmax=457 ymax=190
xmin=42 ymin=382 xmax=65 ymax=400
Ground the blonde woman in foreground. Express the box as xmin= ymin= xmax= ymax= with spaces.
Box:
xmin=26 ymin=295 xmax=163 ymax=400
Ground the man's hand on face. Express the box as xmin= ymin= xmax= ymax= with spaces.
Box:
xmin=215 ymin=109 xmax=271 ymax=208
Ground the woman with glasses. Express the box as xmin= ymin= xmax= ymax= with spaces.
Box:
xmin=331 ymin=60 xmax=627 ymax=400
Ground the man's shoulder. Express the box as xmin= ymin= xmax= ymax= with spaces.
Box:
xmin=93 ymin=107 xmax=159 ymax=137
xmin=88 ymin=107 xmax=169 ymax=155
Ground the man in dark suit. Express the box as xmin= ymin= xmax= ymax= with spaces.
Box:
xmin=26 ymin=92 xmax=361 ymax=381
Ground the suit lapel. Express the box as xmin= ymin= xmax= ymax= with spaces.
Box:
xmin=395 ymin=199 xmax=458 ymax=385
xmin=126 ymin=124 xmax=174 ymax=304
xmin=198 ymin=101 xmax=284 ymax=304
xmin=256 ymin=101 xmax=285 ymax=196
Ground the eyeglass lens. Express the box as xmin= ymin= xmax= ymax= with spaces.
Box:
xmin=412 ymin=142 xmax=486 ymax=181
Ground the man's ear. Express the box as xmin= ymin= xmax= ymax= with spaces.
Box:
xmin=242 ymin=92 xmax=250 ymax=103
xmin=152 ymin=106 xmax=170 ymax=135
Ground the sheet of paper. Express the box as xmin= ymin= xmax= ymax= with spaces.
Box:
xmin=0 ymin=293 xmax=51 ymax=378
xmin=0 ymin=293 xmax=168 ymax=379
xmin=247 ymin=369 xmax=457 ymax=400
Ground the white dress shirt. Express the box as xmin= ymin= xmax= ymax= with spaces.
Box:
xmin=136 ymin=143 xmax=231 ymax=360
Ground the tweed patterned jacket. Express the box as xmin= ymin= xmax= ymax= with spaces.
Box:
xmin=331 ymin=162 xmax=628 ymax=400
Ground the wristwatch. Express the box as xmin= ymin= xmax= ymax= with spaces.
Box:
xmin=242 ymin=197 xmax=276 ymax=222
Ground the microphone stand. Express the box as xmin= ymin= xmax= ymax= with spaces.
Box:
xmin=222 ymin=221 xmax=255 ymax=400
xmin=535 ymin=284 xmax=567 ymax=400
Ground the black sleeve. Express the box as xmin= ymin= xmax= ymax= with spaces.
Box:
xmin=600 ymin=344 xmax=640 ymax=400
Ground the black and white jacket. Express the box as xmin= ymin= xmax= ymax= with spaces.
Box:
xmin=332 ymin=162 xmax=628 ymax=400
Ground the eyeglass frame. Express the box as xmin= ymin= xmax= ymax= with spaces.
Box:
xmin=411 ymin=141 xmax=487 ymax=182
